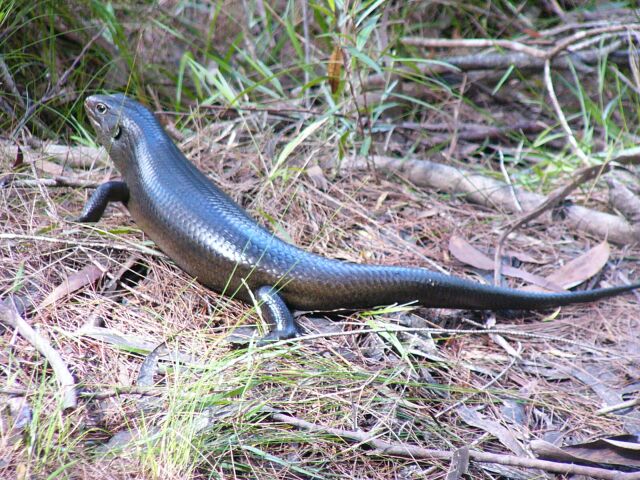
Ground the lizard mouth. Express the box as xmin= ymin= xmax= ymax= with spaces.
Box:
xmin=84 ymin=98 xmax=100 ymax=127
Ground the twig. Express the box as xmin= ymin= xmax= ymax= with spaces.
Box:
xmin=0 ymin=54 xmax=25 ymax=109
xmin=300 ymin=0 xmax=310 ymax=109
xmin=401 ymin=24 xmax=640 ymax=62
xmin=498 ymin=148 xmax=523 ymax=214
xmin=0 ymin=300 xmax=77 ymax=410
xmin=363 ymin=45 xmax=627 ymax=89
xmin=596 ymin=396 xmax=640 ymax=415
xmin=11 ymin=28 xmax=104 ymax=138
xmin=544 ymin=0 xmax=569 ymax=23
xmin=401 ymin=37 xmax=546 ymax=58
xmin=2 ymin=175 xmax=100 ymax=189
xmin=0 ymin=233 xmax=166 ymax=258
xmin=492 ymin=163 xmax=611 ymax=285
xmin=0 ymin=141 xmax=106 ymax=168
xmin=0 ymin=386 xmax=165 ymax=399
xmin=544 ymin=59 xmax=589 ymax=164
xmin=271 ymin=413 xmax=640 ymax=479
xmin=547 ymin=24 xmax=640 ymax=59
xmin=393 ymin=120 xmax=547 ymax=136
xmin=445 ymin=74 xmax=467 ymax=160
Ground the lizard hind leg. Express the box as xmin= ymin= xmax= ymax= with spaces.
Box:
xmin=254 ymin=286 xmax=301 ymax=343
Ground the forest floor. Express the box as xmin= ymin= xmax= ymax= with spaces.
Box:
xmin=1 ymin=1 xmax=640 ymax=479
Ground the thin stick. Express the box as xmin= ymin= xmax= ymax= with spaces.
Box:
xmin=402 ymin=37 xmax=546 ymax=58
xmin=402 ymin=25 xmax=640 ymax=61
xmin=596 ymin=396 xmax=640 ymax=415
xmin=271 ymin=413 xmax=640 ymax=479
xmin=544 ymin=59 xmax=589 ymax=163
xmin=0 ymin=300 xmax=77 ymax=410
xmin=0 ymin=55 xmax=25 ymax=109
xmin=0 ymin=233 xmax=165 ymax=258
xmin=3 ymin=175 xmax=100 ymax=189
xmin=547 ymin=24 xmax=640 ymax=59
xmin=0 ymin=386 xmax=162 ymax=399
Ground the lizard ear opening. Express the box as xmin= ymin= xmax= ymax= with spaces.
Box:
xmin=113 ymin=124 xmax=122 ymax=140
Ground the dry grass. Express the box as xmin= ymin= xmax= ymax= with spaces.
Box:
xmin=2 ymin=1 xmax=640 ymax=478
xmin=1 ymin=118 xmax=639 ymax=478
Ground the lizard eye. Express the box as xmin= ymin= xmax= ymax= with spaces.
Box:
xmin=96 ymin=103 xmax=108 ymax=114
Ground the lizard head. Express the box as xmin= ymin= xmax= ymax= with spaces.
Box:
xmin=84 ymin=93 xmax=158 ymax=168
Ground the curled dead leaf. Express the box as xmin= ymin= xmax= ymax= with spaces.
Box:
xmin=40 ymin=264 xmax=105 ymax=308
xmin=531 ymin=435 xmax=640 ymax=468
xmin=448 ymin=235 xmax=564 ymax=291
xmin=522 ymin=241 xmax=610 ymax=292
xmin=328 ymin=45 xmax=343 ymax=94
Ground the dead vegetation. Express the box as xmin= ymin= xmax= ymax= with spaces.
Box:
xmin=2 ymin=1 xmax=640 ymax=479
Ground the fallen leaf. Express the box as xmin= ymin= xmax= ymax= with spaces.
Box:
xmin=448 ymin=235 xmax=564 ymax=291
xmin=306 ymin=165 xmax=328 ymax=191
xmin=40 ymin=264 xmax=105 ymax=308
xmin=136 ymin=342 xmax=168 ymax=413
xmin=137 ymin=342 xmax=168 ymax=387
xmin=13 ymin=143 xmax=23 ymax=169
xmin=77 ymin=325 xmax=201 ymax=366
xmin=446 ymin=446 xmax=469 ymax=480
xmin=531 ymin=435 xmax=640 ymax=467
xmin=523 ymin=241 xmax=610 ymax=292
xmin=457 ymin=405 xmax=527 ymax=456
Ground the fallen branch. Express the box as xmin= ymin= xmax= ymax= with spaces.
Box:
xmin=2 ymin=175 xmax=100 ymax=189
xmin=363 ymin=44 xmax=625 ymax=90
xmin=392 ymin=120 xmax=548 ymax=144
xmin=0 ymin=233 xmax=165 ymax=258
xmin=0 ymin=141 xmax=106 ymax=169
xmin=607 ymin=178 xmax=640 ymax=223
xmin=401 ymin=24 xmax=640 ymax=61
xmin=271 ymin=413 xmax=640 ymax=479
xmin=0 ymin=299 xmax=77 ymax=410
xmin=402 ymin=37 xmax=546 ymax=57
xmin=348 ymin=155 xmax=640 ymax=246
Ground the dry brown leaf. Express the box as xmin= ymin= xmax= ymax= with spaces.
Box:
xmin=40 ymin=264 xmax=105 ymax=308
xmin=446 ymin=446 xmax=470 ymax=479
xmin=306 ymin=165 xmax=328 ymax=191
xmin=457 ymin=405 xmax=527 ymax=456
xmin=327 ymin=45 xmax=343 ymax=94
xmin=448 ymin=235 xmax=564 ymax=291
xmin=523 ymin=241 xmax=610 ymax=292
xmin=531 ymin=435 xmax=640 ymax=467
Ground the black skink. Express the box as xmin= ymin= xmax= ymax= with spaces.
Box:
xmin=77 ymin=94 xmax=640 ymax=341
